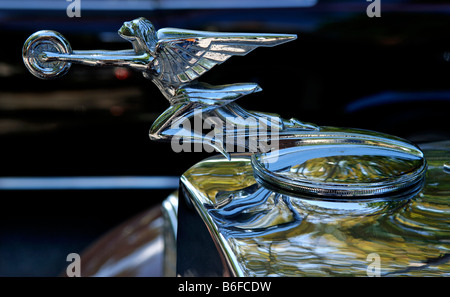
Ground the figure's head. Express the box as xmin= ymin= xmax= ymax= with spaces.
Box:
xmin=119 ymin=17 xmax=157 ymax=53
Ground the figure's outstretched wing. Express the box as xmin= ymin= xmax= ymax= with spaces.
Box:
xmin=154 ymin=28 xmax=296 ymax=88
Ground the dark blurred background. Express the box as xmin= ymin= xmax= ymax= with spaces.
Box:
xmin=1 ymin=0 xmax=450 ymax=276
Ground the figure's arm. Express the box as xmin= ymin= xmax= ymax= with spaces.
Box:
xmin=43 ymin=50 xmax=153 ymax=70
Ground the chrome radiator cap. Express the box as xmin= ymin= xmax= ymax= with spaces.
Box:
xmin=251 ymin=127 xmax=426 ymax=198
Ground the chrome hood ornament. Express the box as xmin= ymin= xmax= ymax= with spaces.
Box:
xmin=23 ymin=17 xmax=426 ymax=197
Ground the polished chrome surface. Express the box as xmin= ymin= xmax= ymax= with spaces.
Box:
xmin=23 ymin=17 xmax=296 ymax=102
xmin=22 ymin=30 xmax=73 ymax=79
xmin=180 ymin=141 xmax=450 ymax=276
xmin=161 ymin=193 xmax=178 ymax=277
xmin=252 ymin=127 xmax=426 ymax=197
xmin=150 ymin=100 xmax=319 ymax=159
xmin=22 ymin=22 xmax=153 ymax=79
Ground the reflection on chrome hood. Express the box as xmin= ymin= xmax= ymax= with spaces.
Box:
xmin=179 ymin=140 xmax=450 ymax=276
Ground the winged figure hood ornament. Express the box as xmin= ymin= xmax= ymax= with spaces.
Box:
xmin=118 ymin=18 xmax=294 ymax=101
xmin=22 ymin=18 xmax=426 ymax=198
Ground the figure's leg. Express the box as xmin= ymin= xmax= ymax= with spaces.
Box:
xmin=149 ymin=103 xmax=230 ymax=158
xmin=149 ymin=103 xmax=194 ymax=141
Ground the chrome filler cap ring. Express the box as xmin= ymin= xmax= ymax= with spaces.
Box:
xmin=251 ymin=128 xmax=427 ymax=198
